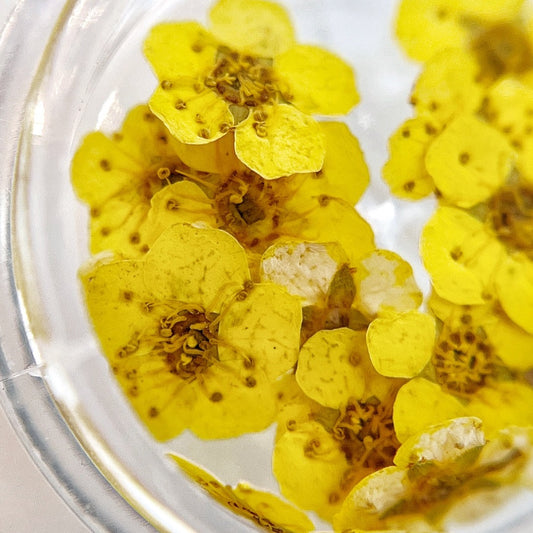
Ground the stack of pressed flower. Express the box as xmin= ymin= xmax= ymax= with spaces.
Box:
xmin=71 ymin=0 xmax=533 ymax=531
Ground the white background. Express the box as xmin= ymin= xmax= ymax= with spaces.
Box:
xmin=0 ymin=2 xmax=87 ymax=531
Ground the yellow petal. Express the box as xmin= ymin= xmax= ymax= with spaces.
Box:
xmin=89 ymin=196 xmax=150 ymax=258
xmin=421 ymin=206 xmax=505 ymax=305
xmin=189 ymin=362 xmax=277 ymax=438
xmin=143 ymin=22 xmax=217 ymax=80
xmin=142 ymin=181 xmax=217 ymax=247
xmin=235 ymin=103 xmax=325 ymax=179
xmin=144 ymin=224 xmax=250 ymax=311
xmin=71 ymin=131 xmax=144 ymax=206
xmin=149 ymin=84 xmax=234 ymax=145
xmin=411 ymin=48 xmax=483 ymax=127
xmin=275 ymin=45 xmax=359 ymax=115
xmin=233 ymin=483 xmax=314 ymax=533
xmin=382 ymin=117 xmax=437 ymax=200
xmin=393 ymin=378 xmax=467 ymax=443
xmin=296 ymin=328 xmax=368 ymax=409
xmin=209 ymin=0 xmax=295 ymax=57
xmin=172 ymin=130 xmax=246 ymax=174
xmin=297 ymin=122 xmax=370 ymax=205
xmin=218 ymin=283 xmax=302 ymax=380
xmin=170 ymin=454 xmax=314 ymax=532
xmin=273 ymin=420 xmax=348 ymax=521
xmin=354 ymin=249 xmax=423 ymax=319
xmin=80 ymin=259 xmax=153 ymax=358
xmin=425 ymin=115 xmax=515 ymax=208
xmin=283 ymin=195 xmax=375 ymax=266
xmin=495 ymin=254 xmax=533 ymax=334
xmin=260 ymin=240 xmax=348 ymax=306
xmin=466 ymin=381 xmax=533 ymax=438
xmin=395 ymin=0 xmax=468 ymax=62
xmin=367 ymin=311 xmax=435 ymax=379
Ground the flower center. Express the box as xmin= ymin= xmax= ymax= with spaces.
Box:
xmin=205 ymin=46 xmax=285 ymax=110
xmin=156 ymin=305 xmax=219 ymax=380
xmin=487 ymin=182 xmax=533 ymax=258
xmin=213 ymin=171 xmax=285 ymax=251
xmin=433 ymin=316 xmax=494 ymax=397
xmin=333 ymin=393 xmax=400 ymax=492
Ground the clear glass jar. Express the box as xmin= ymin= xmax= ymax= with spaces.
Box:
xmin=0 ymin=1 xmax=531 ymax=532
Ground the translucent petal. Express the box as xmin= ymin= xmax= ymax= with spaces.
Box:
xmin=421 ymin=206 xmax=505 ymax=305
xmin=149 ymin=84 xmax=234 ymax=145
xmin=81 ymin=259 xmax=154 ymax=358
xmin=170 ymin=454 xmax=314 ymax=532
xmin=172 ymin=130 xmax=246 ymax=175
xmin=209 ymin=0 xmax=295 ymax=57
xmin=283 ymin=195 xmax=375 ymax=266
xmin=495 ymin=254 xmax=533 ymax=334
xmin=143 ymin=22 xmax=217 ymax=80
xmin=142 ymin=181 xmax=217 ymax=247
xmin=71 ymin=131 xmax=145 ymax=206
xmin=233 ymin=484 xmax=315 ymax=533
xmin=296 ymin=328 xmax=368 ymax=409
xmin=144 ymin=224 xmax=250 ymax=312
xmin=296 ymin=122 xmax=369 ymax=205
xmin=382 ymin=117 xmax=437 ymax=200
xmin=189 ymin=362 xmax=277 ymax=438
xmin=234 ymin=103 xmax=325 ymax=179
xmin=466 ymin=381 xmax=533 ymax=438
xmin=367 ymin=311 xmax=435 ymax=378
xmin=273 ymin=420 xmax=348 ymax=521
xmin=354 ymin=249 xmax=423 ymax=319
xmin=425 ymin=115 xmax=515 ymax=208
xmin=218 ymin=283 xmax=302 ymax=380
xmin=393 ymin=378 xmax=467 ymax=443
xmin=275 ymin=45 xmax=359 ymax=115
xmin=411 ymin=48 xmax=483 ymax=127
xmin=394 ymin=417 xmax=485 ymax=468
xmin=395 ymin=0 xmax=468 ymax=62
xmin=260 ymin=240 xmax=348 ymax=306
xmin=90 ymin=196 xmax=150 ymax=258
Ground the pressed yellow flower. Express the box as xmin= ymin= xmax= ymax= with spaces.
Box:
xmin=429 ymin=292 xmax=533 ymax=372
xmin=143 ymin=145 xmax=374 ymax=273
xmin=71 ymin=105 xmax=190 ymax=257
xmin=366 ymin=310 xmax=436 ymax=379
xmin=81 ymin=224 xmax=301 ymax=440
xmin=144 ymin=0 xmax=359 ymax=179
xmin=352 ymin=249 xmax=423 ymax=320
xmin=420 ymin=206 xmax=506 ymax=305
xmin=274 ymin=328 xmax=403 ymax=521
xmin=425 ymin=114 xmax=515 ymax=208
xmin=382 ymin=116 xmax=439 ymax=200
xmin=169 ymin=454 xmax=314 ymax=533
xmin=334 ymin=417 xmax=533 ymax=532
xmin=410 ymin=48 xmax=483 ymax=127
